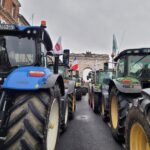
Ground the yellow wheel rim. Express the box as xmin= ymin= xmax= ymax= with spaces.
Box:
xmin=111 ymin=95 xmax=118 ymax=129
xmin=72 ymin=95 xmax=75 ymax=113
xmin=101 ymin=100 xmax=105 ymax=115
xmin=130 ymin=123 xmax=150 ymax=150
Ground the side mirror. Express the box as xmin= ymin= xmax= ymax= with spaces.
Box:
xmin=63 ymin=49 xmax=70 ymax=66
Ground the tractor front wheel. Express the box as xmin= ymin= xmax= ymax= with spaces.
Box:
xmin=4 ymin=86 xmax=60 ymax=150
xmin=101 ymin=95 xmax=109 ymax=122
xmin=68 ymin=94 xmax=76 ymax=120
xmin=92 ymin=93 xmax=100 ymax=114
xmin=125 ymin=99 xmax=150 ymax=150
xmin=76 ymin=89 xmax=82 ymax=101
xmin=61 ymin=98 xmax=69 ymax=132
xmin=109 ymin=87 xmax=128 ymax=142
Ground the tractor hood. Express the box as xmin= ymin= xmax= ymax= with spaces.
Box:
xmin=113 ymin=77 xmax=142 ymax=93
xmin=116 ymin=77 xmax=140 ymax=85
xmin=2 ymin=66 xmax=52 ymax=90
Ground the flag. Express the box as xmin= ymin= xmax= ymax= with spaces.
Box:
xmin=71 ymin=57 xmax=78 ymax=71
xmin=112 ymin=34 xmax=118 ymax=57
xmin=54 ymin=36 xmax=63 ymax=55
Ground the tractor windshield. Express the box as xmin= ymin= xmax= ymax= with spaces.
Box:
xmin=98 ymin=71 xmax=113 ymax=84
xmin=128 ymin=55 xmax=150 ymax=80
xmin=58 ymin=66 xmax=69 ymax=78
xmin=0 ymin=35 xmax=36 ymax=68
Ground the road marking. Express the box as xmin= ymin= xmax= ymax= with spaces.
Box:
xmin=76 ymin=115 xmax=89 ymax=121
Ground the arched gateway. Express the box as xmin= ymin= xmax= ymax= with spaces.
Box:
xmin=70 ymin=52 xmax=109 ymax=77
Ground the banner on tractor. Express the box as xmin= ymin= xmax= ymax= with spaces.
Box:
xmin=54 ymin=36 xmax=63 ymax=55
xmin=112 ymin=34 xmax=118 ymax=58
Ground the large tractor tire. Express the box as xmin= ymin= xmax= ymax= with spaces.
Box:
xmin=109 ymin=87 xmax=128 ymax=142
xmin=61 ymin=98 xmax=69 ymax=132
xmin=92 ymin=92 xmax=100 ymax=114
xmin=76 ymin=89 xmax=82 ymax=101
xmin=68 ymin=94 xmax=76 ymax=120
xmin=82 ymin=87 xmax=87 ymax=96
xmin=125 ymin=98 xmax=150 ymax=150
xmin=4 ymin=86 xmax=60 ymax=150
xmin=100 ymin=95 xmax=109 ymax=122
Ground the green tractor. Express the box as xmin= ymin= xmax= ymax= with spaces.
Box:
xmin=58 ymin=50 xmax=76 ymax=121
xmin=88 ymin=64 xmax=114 ymax=114
xmin=73 ymin=71 xmax=82 ymax=101
xmin=87 ymin=71 xmax=95 ymax=107
xmin=125 ymin=89 xmax=150 ymax=150
xmin=108 ymin=48 xmax=150 ymax=142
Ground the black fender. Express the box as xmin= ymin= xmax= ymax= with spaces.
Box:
xmin=101 ymin=85 xmax=109 ymax=111
xmin=66 ymin=80 xmax=75 ymax=95
xmin=60 ymin=89 xmax=68 ymax=122
xmin=43 ymin=74 xmax=65 ymax=96
xmin=109 ymin=79 xmax=141 ymax=94
xmin=142 ymin=88 xmax=150 ymax=99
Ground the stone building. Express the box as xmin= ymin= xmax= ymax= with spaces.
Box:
xmin=70 ymin=51 xmax=109 ymax=77
xmin=0 ymin=0 xmax=29 ymax=25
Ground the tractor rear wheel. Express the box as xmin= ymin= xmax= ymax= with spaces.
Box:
xmin=125 ymin=98 xmax=150 ymax=150
xmin=109 ymin=87 xmax=128 ymax=142
xmin=76 ymin=89 xmax=82 ymax=101
xmin=92 ymin=93 xmax=100 ymax=114
xmin=4 ymin=86 xmax=60 ymax=150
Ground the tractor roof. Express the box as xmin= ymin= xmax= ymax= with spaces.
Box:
xmin=0 ymin=24 xmax=53 ymax=50
xmin=114 ymin=48 xmax=150 ymax=62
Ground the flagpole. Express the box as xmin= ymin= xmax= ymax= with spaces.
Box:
xmin=54 ymin=55 xmax=59 ymax=74
xmin=31 ymin=14 xmax=34 ymax=26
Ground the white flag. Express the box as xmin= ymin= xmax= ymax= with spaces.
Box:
xmin=54 ymin=36 xmax=63 ymax=55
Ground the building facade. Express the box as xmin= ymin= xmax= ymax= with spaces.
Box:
xmin=70 ymin=51 xmax=109 ymax=77
xmin=0 ymin=0 xmax=29 ymax=25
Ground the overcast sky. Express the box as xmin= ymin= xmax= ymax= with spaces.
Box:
xmin=19 ymin=0 xmax=150 ymax=55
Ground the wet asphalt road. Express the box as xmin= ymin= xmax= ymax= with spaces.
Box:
xmin=57 ymin=94 xmax=124 ymax=150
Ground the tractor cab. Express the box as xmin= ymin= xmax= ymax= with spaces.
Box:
xmin=0 ymin=23 xmax=68 ymax=150
xmin=0 ymin=23 xmax=53 ymax=81
xmin=114 ymin=48 xmax=150 ymax=88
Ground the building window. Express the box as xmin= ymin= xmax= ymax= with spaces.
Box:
xmin=0 ymin=0 xmax=5 ymax=7
xmin=12 ymin=3 xmax=16 ymax=18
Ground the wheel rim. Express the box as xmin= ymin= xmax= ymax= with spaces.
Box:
xmin=130 ymin=123 xmax=150 ymax=150
xmin=111 ymin=95 xmax=118 ymax=129
xmin=101 ymin=99 xmax=105 ymax=115
xmin=46 ymin=98 xmax=59 ymax=150
xmin=72 ymin=95 xmax=75 ymax=112
xmin=64 ymin=101 xmax=69 ymax=125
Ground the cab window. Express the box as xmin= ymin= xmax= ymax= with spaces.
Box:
xmin=116 ymin=57 xmax=125 ymax=77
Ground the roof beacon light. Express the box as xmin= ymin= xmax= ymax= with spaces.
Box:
xmin=29 ymin=71 xmax=45 ymax=77
xmin=41 ymin=20 xmax=47 ymax=28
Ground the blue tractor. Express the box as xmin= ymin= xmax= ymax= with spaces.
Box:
xmin=0 ymin=23 xmax=65 ymax=150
